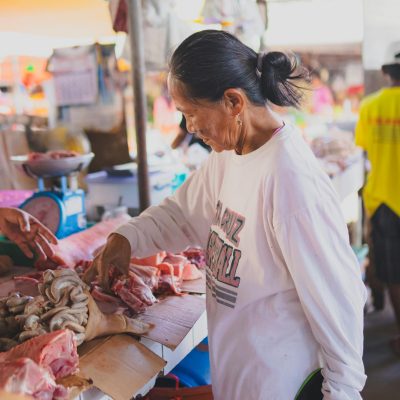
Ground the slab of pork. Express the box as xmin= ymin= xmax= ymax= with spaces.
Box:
xmin=0 ymin=329 xmax=78 ymax=380
xmin=35 ymin=216 xmax=131 ymax=270
xmin=0 ymin=358 xmax=67 ymax=400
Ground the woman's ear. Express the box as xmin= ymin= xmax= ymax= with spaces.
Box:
xmin=223 ymin=88 xmax=245 ymax=116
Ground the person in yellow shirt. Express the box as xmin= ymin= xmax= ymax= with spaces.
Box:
xmin=355 ymin=41 xmax=400 ymax=354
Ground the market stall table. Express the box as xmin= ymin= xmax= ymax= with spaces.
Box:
xmin=0 ymin=267 xmax=207 ymax=400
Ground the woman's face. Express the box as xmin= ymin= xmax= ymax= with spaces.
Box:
xmin=168 ymin=75 xmax=241 ymax=152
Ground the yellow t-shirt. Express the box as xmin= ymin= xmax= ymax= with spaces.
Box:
xmin=355 ymin=87 xmax=400 ymax=217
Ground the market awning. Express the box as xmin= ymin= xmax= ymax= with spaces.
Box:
xmin=0 ymin=0 xmax=117 ymax=58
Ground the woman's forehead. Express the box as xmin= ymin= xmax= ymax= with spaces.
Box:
xmin=167 ymin=77 xmax=195 ymax=110
xmin=167 ymin=75 xmax=187 ymax=100
xmin=167 ymin=74 xmax=218 ymax=111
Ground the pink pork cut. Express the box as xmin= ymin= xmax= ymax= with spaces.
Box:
xmin=0 ymin=358 xmax=67 ymax=400
xmin=182 ymin=263 xmax=203 ymax=281
xmin=128 ymin=264 xmax=159 ymax=291
xmin=112 ymin=271 xmax=158 ymax=313
xmin=163 ymin=253 xmax=187 ymax=281
xmin=0 ymin=329 xmax=78 ymax=380
xmin=92 ymin=285 xmax=122 ymax=304
xmin=155 ymin=263 xmax=182 ymax=295
xmin=35 ymin=215 xmax=131 ymax=270
xmin=112 ymin=281 xmax=146 ymax=313
xmin=131 ymin=252 xmax=166 ymax=267
xmin=182 ymin=248 xmax=206 ymax=269
xmin=91 ymin=286 xmax=128 ymax=315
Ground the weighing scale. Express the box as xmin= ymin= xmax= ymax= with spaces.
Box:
xmin=10 ymin=153 xmax=94 ymax=239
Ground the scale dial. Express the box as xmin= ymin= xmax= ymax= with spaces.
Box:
xmin=22 ymin=196 xmax=61 ymax=234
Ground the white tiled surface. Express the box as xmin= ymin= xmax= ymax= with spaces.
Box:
xmin=76 ymin=387 xmax=112 ymax=400
xmin=163 ymin=310 xmax=207 ymax=375
xmin=192 ymin=312 xmax=208 ymax=346
xmin=162 ymin=330 xmax=194 ymax=375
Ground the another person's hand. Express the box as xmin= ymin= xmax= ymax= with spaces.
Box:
xmin=82 ymin=233 xmax=131 ymax=290
xmin=0 ymin=207 xmax=58 ymax=262
xmin=171 ymin=129 xmax=188 ymax=149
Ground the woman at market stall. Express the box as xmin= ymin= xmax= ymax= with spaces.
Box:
xmin=84 ymin=30 xmax=367 ymax=400
xmin=0 ymin=207 xmax=57 ymax=262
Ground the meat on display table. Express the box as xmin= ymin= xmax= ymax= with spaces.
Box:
xmin=0 ymin=268 xmax=207 ymax=400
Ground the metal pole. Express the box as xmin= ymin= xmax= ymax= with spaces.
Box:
xmin=127 ymin=0 xmax=150 ymax=211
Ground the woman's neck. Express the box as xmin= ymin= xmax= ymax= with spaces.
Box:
xmin=237 ymin=106 xmax=283 ymax=155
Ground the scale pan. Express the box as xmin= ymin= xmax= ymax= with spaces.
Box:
xmin=11 ymin=152 xmax=94 ymax=178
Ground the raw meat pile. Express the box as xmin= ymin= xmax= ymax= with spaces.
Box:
xmin=28 ymin=150 xmax=79 ymax=161
xmin=0 ymin=217 xmax=205 ymax=399
xmin=0 ymin=270 xmax=89 ymax=348
xmin=35 ymin=215 xmax=131 ymax=270
xmin=87 ymin=248 xmax=205 ymax=314
xmin=0 ymin=329 xmax=78 ymax=399
xmin=0 ymin=358 xmax=64 ymax=400
xmin=310 ymin=130 xmax=360 ymax=177
xmin=0 ymin=268 xmax=150 ymax=399
xmin=33 ymin=216 xmax=205 ymax=314
xmin=0 ymin=269 xmax=150 ymax=348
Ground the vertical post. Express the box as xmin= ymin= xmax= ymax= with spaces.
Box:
xmin=127 ymin=0 xmax=150 ymax=211
xmin=12 ymin=56 xmax=23 ymax=115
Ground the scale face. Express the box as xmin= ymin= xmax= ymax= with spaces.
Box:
xmin=21 ymin=190 xmax=86 ymax=238
xmin=11 ymin=152 xmax=94 ymax=239
xmin=21 ymin=194 xmax=62 ymax=234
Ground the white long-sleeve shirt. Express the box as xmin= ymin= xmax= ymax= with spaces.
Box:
xmin=115 ymin=123 xmax=367 ymax=400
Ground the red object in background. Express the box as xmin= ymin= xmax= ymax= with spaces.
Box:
xmin=0 ymin=57 xmax=50 ymax=87
xmin=109 ymin=0 xmax=128 ymax=33
xmin=347 ymin=84 xmax=364 ymax=96
xmin=145 ymin=384 xmax=214 ymax=400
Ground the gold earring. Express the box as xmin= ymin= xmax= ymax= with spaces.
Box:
xmin=236 ymin=115 xmax=242 ymax=126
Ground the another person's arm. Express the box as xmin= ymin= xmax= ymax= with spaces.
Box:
xmin=171 ymin=128 xmax=188 ymax=149
xmin=274 ymin=197 xmax=367 ymax=399
xmin=0 ymin=207 xmax=58 ymax=262
xmin=171 ymin=115 xmax=190 ymax=149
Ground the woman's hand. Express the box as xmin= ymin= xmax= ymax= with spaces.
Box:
xmin=82 ymin=233 xmax=131 ymax=290
xmin=0 ymin=207 xmax=58 ymax=262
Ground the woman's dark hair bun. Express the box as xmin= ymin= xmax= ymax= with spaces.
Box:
xmin=259 ymin=51 xmax=309 ymax=108
xmin=170 ymin=30 xmax=309 ymax=109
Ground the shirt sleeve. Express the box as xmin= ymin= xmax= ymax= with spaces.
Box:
xmin=274 ymin=199 xmax=367 ymax=400
xmin=114 ymin=153 xmax=218 ymax=257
